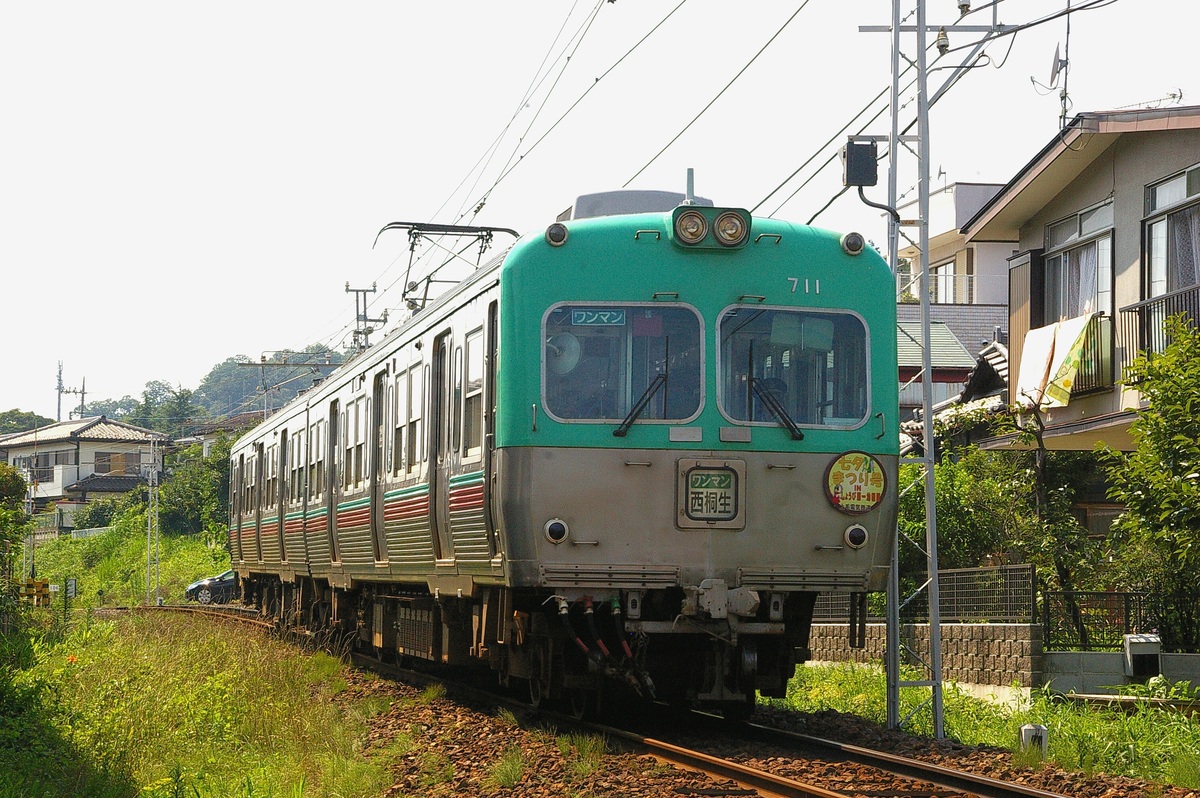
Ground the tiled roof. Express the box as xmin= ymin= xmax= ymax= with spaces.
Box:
xmin=897 ymin=321 xmax=977 ymax=370
xmin=63 ymin=473 xmax=147 ymax=494
xmin=0 ymin=416 xmax=166 ymax=448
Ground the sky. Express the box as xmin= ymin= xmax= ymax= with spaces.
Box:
xmin=2 ymin=0 xmax=1195 ymax=423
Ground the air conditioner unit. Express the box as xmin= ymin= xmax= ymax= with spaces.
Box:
xmin=1123 ymin=633 xmax=1161 ymax=678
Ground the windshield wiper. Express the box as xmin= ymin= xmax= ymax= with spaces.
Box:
xmin=613 ymin=373 xmax=667 ymax=438
xmin=752 ymin=377 xmax=804 ymax=440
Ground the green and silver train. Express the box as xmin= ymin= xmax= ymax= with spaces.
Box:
xmin=229 ymin=190 xmax=898 ymax=718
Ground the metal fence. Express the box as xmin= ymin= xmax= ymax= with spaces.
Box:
xmin=813 ymin=564 xmax=1037 ymax=624
xmin=1042 ymin=591 xmax=1147 ymax=651
xmin=1119 ymin=283 xmax=1200 ymax=358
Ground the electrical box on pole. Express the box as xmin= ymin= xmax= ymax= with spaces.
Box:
xmin=842 ymin=139 xmax=879 ymax=187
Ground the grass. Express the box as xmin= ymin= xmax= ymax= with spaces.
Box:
xmin=25 ymin=524 xmax=230 ymax=608
xmin=557 ymin=732 xmax=608 ymax=779
xmin=766 ymin=662 xmax=1200 ymax=789
xmin=0 ymin=609 xmax=400 ymax=798
xmin=488 ymin=746 xmax=527 ymax=788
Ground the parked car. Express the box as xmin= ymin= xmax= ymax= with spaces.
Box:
xmin=184 ymin=570 xmax=236 ymax=605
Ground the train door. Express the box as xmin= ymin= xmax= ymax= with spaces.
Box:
xmin=278 ymin=428 xmax=288 ymax=562
xmin=370 ymin=372 xmax=388 ymax=562
xmin=326 ymin=399 xmax=341 ymax=563
xmin=429 ymin=329 xmax=453 ymax=561
xmin=233 ymin=455 xmax=244 ymax=563
xmin=254 ymin=442 xmax=264 ymax=562
xmin=483 ymin=302 xmax=500 ymax=557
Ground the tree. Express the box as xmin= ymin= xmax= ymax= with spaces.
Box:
xmin=0 ymin=409 xmax=53 ymax=435
xmin=1105 ymin=314 xmax=1200 ymax=649
xmin=82 ymin=396 xmax=141 ymax=420
xmin=160 ymin=437 xmax=232 ymax=537
xmin=0 ymin=463 xmax=31 ymax=565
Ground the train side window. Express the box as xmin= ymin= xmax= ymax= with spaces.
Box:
xmin=393 ymin=370 xmax=407 ymax=476
xmin=542 ymin=304 xmax=703 ymax=422
xmin=717 ymin=307 xmax=869 ymax=428
xmin=407 ymin=363 xmax=424 ymax=471
xmin=463 ymin=329 xmax=484 ymax=456
xmin=265 ymin=443 xmax=277 ymax=510
xmin=309 ymin=420 xmax=324 ymax=501
xmin=356 ymin=397 xmax=367 ymax=486
xmin=452 ymin=345 xmax=464 ymax=454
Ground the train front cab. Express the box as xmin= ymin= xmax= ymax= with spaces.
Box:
xmin=492 ymin=206 xmax=899 ymax=717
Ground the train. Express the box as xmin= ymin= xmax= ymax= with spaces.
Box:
xmin=228 ymin=189 xmax=899 ymax=719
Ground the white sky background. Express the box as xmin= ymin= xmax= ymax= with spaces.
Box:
xmin=2 ymin=0 xmax=1195 ymax=422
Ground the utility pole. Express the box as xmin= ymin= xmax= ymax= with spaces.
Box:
xmin=237 ymin=354 xmax=341 ymax=419
xmin=860 ymin=0 xmax=1011 ymax=739
xmin=346 ymin=282 xmax=388 ymax=351
xmin=57 ymin=363 xmax=86 ymax=421
xmin=146 ymin=438 xmax=160 ymax=605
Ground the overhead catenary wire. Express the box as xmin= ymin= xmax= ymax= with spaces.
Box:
xmin=623 ymin=0 xmax=814 ymax=188
xmin=325 ymin=1 xmax=618 ymax=349
xmin=346 ymin=0 xmax=690 ymax=347
xmin=208 ymin=0 xmax=1127 ymax=419
xmin=792 ymin=0 xmax=1114 ymax=227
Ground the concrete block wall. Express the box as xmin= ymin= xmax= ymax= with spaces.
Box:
xmin=811 ymin=623 xmax=1043 ymax=688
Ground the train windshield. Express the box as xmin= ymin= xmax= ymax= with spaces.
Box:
xmin=543 ymin=304 xmax=702 ymax=422
xmin=718 ymin=307 xmax=868 ymax=428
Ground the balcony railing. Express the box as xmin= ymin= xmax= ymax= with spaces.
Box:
xmin=1119 ymin=284 xmax=1200 ymax=357
xmin=1073 ymin=313 xmax=1113 ymax=395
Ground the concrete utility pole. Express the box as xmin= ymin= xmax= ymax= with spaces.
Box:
xmin=146 ymin=438 xmax=160 ymax=605
xmin=860 ymin=0 xmax=1012 ymax=739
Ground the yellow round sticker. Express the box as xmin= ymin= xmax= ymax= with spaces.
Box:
xmin=824 ymin=451 xmax=886 ymax=515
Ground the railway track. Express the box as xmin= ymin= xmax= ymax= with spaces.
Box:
xmin=124 ymin=605 xmax=1091 ymax=798
xmin=345 ymin=642 xmax=1072 ymax=798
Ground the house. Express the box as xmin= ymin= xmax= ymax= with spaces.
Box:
xmin=0 ymin=416 xmax=168 ymax=527
xmin=895 ymin=182 xmax=1012 ymax=357
xmin=897 ymin=319 xmax=978 ymax=420
xmin=962 ymin=105 xmax=1200 ymax=453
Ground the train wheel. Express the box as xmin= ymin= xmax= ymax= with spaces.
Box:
xmin=568 ymin=688 xmax=594 ymax=720
xmin=528 ymin=675 xmax=543 ymax=709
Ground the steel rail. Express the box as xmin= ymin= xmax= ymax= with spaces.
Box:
xmin=748 ymin=721 xmax=1074 ymax=798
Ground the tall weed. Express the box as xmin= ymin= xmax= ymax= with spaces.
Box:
xmin=4 ymin=612 xmax=395 ymax=798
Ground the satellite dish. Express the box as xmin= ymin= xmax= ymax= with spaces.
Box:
xmin=546 ymin=333 xmax=582 ymax=375
xmin=1049 ymin=43 xmax=1063 ymax=86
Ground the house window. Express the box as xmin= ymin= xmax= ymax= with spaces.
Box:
xmin=1045 ymin=201 xmax=1113 ymax=320
xmin=1146 ymin=165 xmax=1200 ymax=297
xmin=95 ymin=451 xmax=141 ymax=475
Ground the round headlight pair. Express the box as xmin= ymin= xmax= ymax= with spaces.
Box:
xmin=675 ymin=210 xmax=748 ymax=247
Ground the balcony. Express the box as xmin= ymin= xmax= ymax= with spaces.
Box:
xmin=1073 ymin=313 xmax=1114 ymax=396
xmin=1015 ymin=313 xmax=1113 ymax=408
xmin=1119 ymin=284 xmax=1200 ymax=357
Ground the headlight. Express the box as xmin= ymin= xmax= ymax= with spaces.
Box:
xmin=675 ymin=210 xmax=708 ymax=244
xmin=713 ymin=211 xmax=749 ymax=247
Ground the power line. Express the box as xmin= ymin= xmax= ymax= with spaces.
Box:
xmin=624 ymin=0 xmax=814 ymax=187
